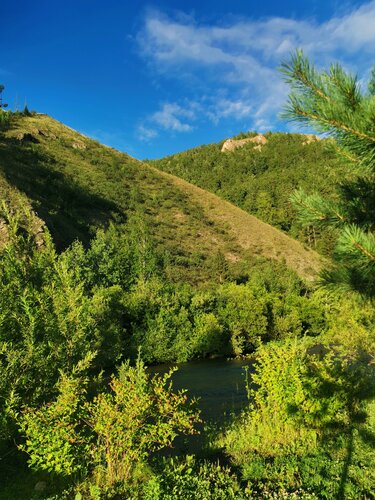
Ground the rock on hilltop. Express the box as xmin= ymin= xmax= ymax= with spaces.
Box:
xmin=221 ymin=134 xmax=267 ymax=152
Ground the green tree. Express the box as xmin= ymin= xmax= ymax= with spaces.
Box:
xmin=280 ymin=51 xmax=375 ymax=297
xmin=0 ymin=85 xmax=9 ymax=127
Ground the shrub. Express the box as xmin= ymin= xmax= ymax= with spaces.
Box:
xmin=19 ymin=357 xmax=201 ymax=497
xmin=220 ymin=336 xmax=375 ymax=497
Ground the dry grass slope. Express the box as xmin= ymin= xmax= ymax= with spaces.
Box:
xmin=151 ymin=167 xmax=324 ymax=280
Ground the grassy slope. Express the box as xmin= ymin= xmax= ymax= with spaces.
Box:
xmin=153 ymin=167 xmax=323 ymax=280
xmin=0 ymin=114 xmax=322 ymax=282
xmin=149 ymin=132 xmax=344 ymax=254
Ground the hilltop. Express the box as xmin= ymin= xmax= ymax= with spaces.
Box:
xmin=0 ymin=114 xmax=323 ymax=283
xmin=149 ymin=132 xmax=345 ymax=254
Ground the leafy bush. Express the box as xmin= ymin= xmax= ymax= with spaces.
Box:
xmin=0 ymin=208 xmax=123 ymax=439
xmin=216 ymin=283 xmax=269 ymax=355
xmin=220 ymin=334 xmax=375 ymax=498
xmin=0 ymin=109 xmax=10 ymax=128
xmin=19 ymin=357 xmax=200 ymax=497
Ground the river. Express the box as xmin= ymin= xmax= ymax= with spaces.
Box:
xmin=148 ymin=357 xmax=255 ymax=455
xmin=149 ymin=357 xmax=254 ymax=422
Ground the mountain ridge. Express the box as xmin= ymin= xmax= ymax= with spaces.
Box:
xmin=0 ymin=113 xmax=323 ymax=282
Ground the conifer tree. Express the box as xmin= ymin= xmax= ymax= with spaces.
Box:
xmin=280 ymin=51 xmax=375 ymax=298
xmin=0 ymin=85 xmax=8 ymax=109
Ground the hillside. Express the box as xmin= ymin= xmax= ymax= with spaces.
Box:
xmin=0 ymin=114 xmax=323 ymax=282
xmin=149 ymin=132 xmax=345 ymax=254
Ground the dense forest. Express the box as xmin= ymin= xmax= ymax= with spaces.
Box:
xmin=0 ymin=53 xmax=374 ymax=499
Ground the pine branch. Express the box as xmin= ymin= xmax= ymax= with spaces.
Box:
xmin=290 ymin=189 xmax=346 ymax=228
xmin=289 ymin=106 xmax=375 ymax=144
xmin=335 ymin=146 xmax=362 ymax=167
xmin=369 ymin=66 xmax=375 ymax=96
xmin=319 ymin=264 xmax=375 ymax=299
xmin=328 ymin=64 xmax=361 ymax=111
xmin=282 ymin=52 xmax=375 ymax=298
xmin=335 ymin=225 xmax=375 ymax=265
xmin=280 ymin=50 xmax=330 ymax=102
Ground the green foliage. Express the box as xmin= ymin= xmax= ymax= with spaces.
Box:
xmin=144 ymin=456 xmax=244 ymax=499
xmin=23 ymin=105 xmax=32 ymax=116
xmin=369 ymin=66 xmax=375 ymax=96
xmin=19 ymin=357 xmax=200 ymax=496
xmin=220 ymin=325 xmax=375 ymax=497
xmin=0 ymin=109 xmax=10 ymax=128
xmin=281 ymin=50 xmax=375 ymax=297
xmin=0 ymin=202 xmax=322 ymax=452
xmin=221 ymin=339 xmax=318 ymax=460
xmin=18 ymin=357 xmax=93 ymax=477
xmin=62 ymin=217 xmax=161 ymax=291
xmin=0 ymin=84 xmax=8 ymax=110
xmin=127 ymin=273 xmax=325 ymax=363
xmin=0 ymin=206 xmax=125 ymax=440
xmin=216 ymin=283 xmax=269 ymax=355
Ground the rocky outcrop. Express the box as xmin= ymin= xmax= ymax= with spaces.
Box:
xmin=302 ymin=134 xmax=321 ymax=145
xmin=72 ymin=141 xmax=86 ymax=150
xmin=16 ymin=127 xmax=58 ymax=142
xmin=14 ymin=126 xmax=87 ymax=150
xmin=221 ymin=134 xmax=267 ymax=153
xmin=39 ymin=129 xmax=57 ymax=140
xmin=0 ymin=217 xmax=9 ymax=246
xmin=0 ymin=210 xmax=46 ymax=249
xmin=16 ymin=132 xmax=39 ymax=143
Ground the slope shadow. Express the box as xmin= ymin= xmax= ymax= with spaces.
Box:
xmin=0 ymin=134 xmax=121 ymax=249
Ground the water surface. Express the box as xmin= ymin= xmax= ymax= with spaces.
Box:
xmin=149 ymin=357 xmax=255 ymax=424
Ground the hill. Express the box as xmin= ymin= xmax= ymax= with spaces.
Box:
xmin=0 ymin=114 xmax=323 ymax=282
xmin=149 ymin=132 xmax=345 ymax=254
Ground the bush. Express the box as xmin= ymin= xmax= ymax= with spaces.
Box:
xmin=220 ymin=335 xmax=375 ymax=498
xmin=19 ymin=357 xmax=201 ymax=497
xmin=0 ymin=209 xmax=123 ymax=439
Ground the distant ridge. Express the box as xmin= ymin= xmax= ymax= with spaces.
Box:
xmin=149 ymin=131 xmax=343 ymax=256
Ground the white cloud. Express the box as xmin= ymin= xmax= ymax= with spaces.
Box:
xmin=139 ymin=3 xmax=375 ymax=73
xmin=206 ymin=98 xmax=253 ymax=123
xmin=139 ymin=96 xmax=257 ymax=138
xmin=138 ymin=124 xmax=158 ymax=141
xmin=322 ymin=2 xmax=375 ymax=53
xmin=136 ymin=2 xmax=375 ymax=136
xmin=150 ymin=102 xmax=194 ymax=132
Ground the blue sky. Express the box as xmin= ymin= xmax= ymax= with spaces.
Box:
xmin=1 ymin=1 xmax=374 ymax=159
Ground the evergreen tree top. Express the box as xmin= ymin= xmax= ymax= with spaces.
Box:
xmin=281 ymin=51 xmax=375 ymax=299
